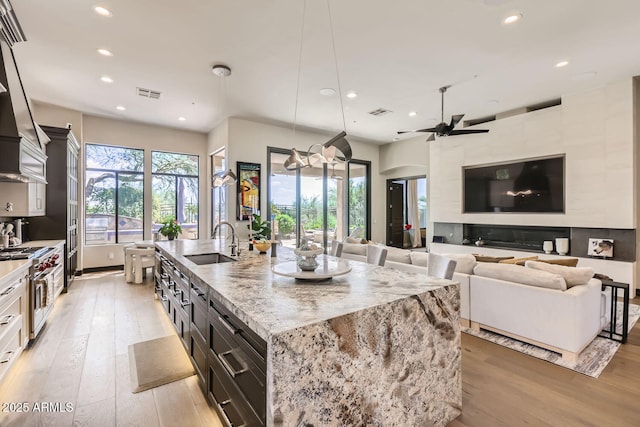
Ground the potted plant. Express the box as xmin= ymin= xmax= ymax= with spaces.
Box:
xmin=159 ymin=217 xmax=182 ymax=240
xmin=247 ymin=214 xmax=272 ymax=242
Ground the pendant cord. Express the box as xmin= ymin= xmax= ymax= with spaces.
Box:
xmin=293 ymin=0 xmax=307 ymax=137
xmin=327 ymin=0 xmax=347 ymax=133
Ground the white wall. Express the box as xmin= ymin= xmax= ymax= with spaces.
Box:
xmin=210 ymin=118 xmax=385 ymax=242
xmin=33 ymin=102 xmax=209 ymax=270
xmin=430 ymin=78 xmax=635 ymax=229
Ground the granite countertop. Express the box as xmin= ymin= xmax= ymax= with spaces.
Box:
xmin=156 ymin=239 xmax=458 ymax=340
xmin=19 ymin=240 xmax=65 ymax=248
xmin=0 ymin=259 xmax=31 ymax=283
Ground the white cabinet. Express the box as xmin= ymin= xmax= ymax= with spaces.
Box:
xmin=0 ymin=262 xmax=29 ymax=383
xmin=0 ymin=181 xmax=46 ymax=217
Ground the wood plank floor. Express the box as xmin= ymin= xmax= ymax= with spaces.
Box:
xmin=0 ymin=271 xmax=222 ymax=427
xmin=0 ymin=271 xmax=637 ymax=426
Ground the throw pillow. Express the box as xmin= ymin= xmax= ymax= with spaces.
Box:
xmin=473 ymin=262 xmax=567 ymax=291
xmin=537 ymin=258 xmax=579 ymax=267
xmin=342 ymin=242 xmax=367 ymax=256
xmin=442 ymin=253 xmax=477 ymax=274
xmin=409 ymin=251 xmax=429 ymax=267
xmin=524 ymin=261 xmax=594 ymax=288
xmin=499 ymin=256 xmax=538 ymax=266
xmin=473 ymin=254 xmax=515 ymax=263
xmin=381 ymin=246 xmax=412 ymax=264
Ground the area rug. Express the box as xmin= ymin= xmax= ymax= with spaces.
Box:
xmin=463 ymin=303 xmax=640 ymax=378
xmin=128 ymin=335 xmax=195 ymax=393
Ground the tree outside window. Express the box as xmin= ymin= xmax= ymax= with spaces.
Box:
xmin=151 ymin=151 xmax=199 ymax=239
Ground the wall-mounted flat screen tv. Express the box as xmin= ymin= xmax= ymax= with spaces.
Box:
xmin=463 ymin=155 xmax=565 ymax=213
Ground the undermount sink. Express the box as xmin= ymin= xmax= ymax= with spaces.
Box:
xmin=185 ymin=253 xmax=236 ymax=265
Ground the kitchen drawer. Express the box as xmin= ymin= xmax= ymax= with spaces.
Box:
xmin=173 ymin=308 xmax=190 ymax=352
xmin=208 ymin=352 xmax=262 ymax=427
xmin=209 ymin=316 xmax=266 ymax=421
xmin=0 ymin=279 xmax=25 ymax=316
xmin=190 ymin=332 xmax=207 ymax=389
xmin=209 ymin=298 xmax=266 ymax=359
xmin=190 ymin=289 xmax=208 ymax=343
xmin=0 ymin=313 xmax=24 ymax=383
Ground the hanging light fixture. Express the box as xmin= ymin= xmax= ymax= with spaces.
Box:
xmin=212 ymin=169 xmax=237 ymax=188
xmin=283 ymin=0 xmax=352 ymax=171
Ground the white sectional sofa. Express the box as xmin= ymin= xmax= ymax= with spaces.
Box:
xmin=338 ymin=242 xmax=610 ymax=361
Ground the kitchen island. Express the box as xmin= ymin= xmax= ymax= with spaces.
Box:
xmin=155 ymin=239 xmax=461 ymax=426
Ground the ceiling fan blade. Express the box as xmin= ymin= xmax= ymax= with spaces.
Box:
xmin=426 ymin=133 xmax=436 ymax=142
xmin=448 ymin=129 xmax=490 ymax=135
xmin=449 ymin=114 xmax=465 ymax=129
xmin=397 ymin=127 xmax=438 ymax=134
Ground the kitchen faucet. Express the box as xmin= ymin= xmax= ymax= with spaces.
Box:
xmin=212 ymin=221 xmax=239 ymax=256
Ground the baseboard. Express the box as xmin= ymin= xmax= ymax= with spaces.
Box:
xmin=80 ymin=265 xmax=124 ymax=274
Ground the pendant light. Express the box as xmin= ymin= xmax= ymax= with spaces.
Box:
xmin=283 ymin=0 xmax=352 ymax=171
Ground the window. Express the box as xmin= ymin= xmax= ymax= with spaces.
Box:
xmin=152 ymin=151 xmax=199 ymax=239
xmin=211 ymin=148 xmax=228 ymax=228
xmin=85 ymin=144 xmax=144 ymax=245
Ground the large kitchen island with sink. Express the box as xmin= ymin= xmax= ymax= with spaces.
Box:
xmin=155 ymin=239 xmax=461 ymax=426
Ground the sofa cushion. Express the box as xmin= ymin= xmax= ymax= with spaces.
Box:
xmin=537 ymin=258 xmax=580 ymax=267
xmin=499 ymin=256 xmax=538 ymax=266
xmin=381 ymin=246 xmax=411 ymax=264
xmin=442 ymin=253 xmax=477 ymax=274
xmin=345 ymin=236 xmax=367 ymax=244
xmin=473 ymin=262 xmax=567 ymax=291
xmin=473 ymin=254 xmax=515 ymax=263
xmin=525 ymin=261 xmax=594 ymax=288
xmin=342 ymin=242 xmax=367 ymax=256
xmin=409 ymin=251 xmax=429 ymax=267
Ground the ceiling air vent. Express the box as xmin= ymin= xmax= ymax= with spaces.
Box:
xmin=368 ymin=108 xmax=392 ymax=117
xmin=136 ymin=87 xmax=161 ymax=99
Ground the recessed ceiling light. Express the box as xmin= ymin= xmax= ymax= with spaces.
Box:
xmin=555 ymin=60 xmax=569 ymax=68
xmin=178 ymin=117 xmax=186 ymax=121
xmin=97 ymin=48 xmax=113 ymax=57
xmin=319 ymin=88 xmax=336 ymax=96
xmin=116 ymin=105 xmax=126 ymax=111
xmin=502 ymin=13 xmax=522 ymax=25
xmin=408 ymin=111 xmax=417 ymax=117
xmin=100 ymin=76 xmax=113 ymax=83
xmin=94 ymin=6 xmax=112 ymax=17
xmin=346 ymin=91 xmax=357 ymax=99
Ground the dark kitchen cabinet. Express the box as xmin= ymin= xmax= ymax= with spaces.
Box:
xmin=29 ymin=126 xmax=80 ymax=287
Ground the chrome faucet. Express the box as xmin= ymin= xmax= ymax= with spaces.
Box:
xmin=213 ymin=221 xmax=239 ymax=256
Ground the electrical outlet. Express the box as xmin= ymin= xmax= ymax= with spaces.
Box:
xmin=108 ymin=252 xmax=114 ymax=260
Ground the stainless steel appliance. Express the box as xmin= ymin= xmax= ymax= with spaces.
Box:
xmin=0 ymin=245 xmax=62 ymax=339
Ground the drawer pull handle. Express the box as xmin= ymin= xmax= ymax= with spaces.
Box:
xmin=218 ymin=316 xmax=238 ymax=335
xmin=218 ymin=350 xmax=248 ymax=378
xmin=0 ymin=351 xmax=14 ymax=364
xmin=217 ymin=400 xmax=246 ymax=427
xmin=160 ymin=296 xmax=169 ymax=302
xmin=0 ymin=314 xmax=15 ymax=325
xmin=180 ymin=300 xmax=189 ymax=308
xmin=0 ymin=286 xmax=15 ymax=297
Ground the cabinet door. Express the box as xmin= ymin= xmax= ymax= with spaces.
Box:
xmin=0 ymin=182 xmax=46 ymax=217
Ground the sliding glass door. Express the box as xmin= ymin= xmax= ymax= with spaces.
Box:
xmin=268 ymin=147 xmax=369 ymax=250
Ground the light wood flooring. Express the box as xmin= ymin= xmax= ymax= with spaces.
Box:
xmin=1 ymin=271 xmax=638 ymax=426
xmin=0 ymin=271 xmax=222 ymax=427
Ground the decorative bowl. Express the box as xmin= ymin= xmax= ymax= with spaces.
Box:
xmin=293 ymin=247 xmax=324 ymax=257
xmin=254 ymin=241 xmax=272 ymax=253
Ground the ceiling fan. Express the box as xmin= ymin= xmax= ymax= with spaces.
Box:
xmin=398 ymin=86 xmax=489 ymax=141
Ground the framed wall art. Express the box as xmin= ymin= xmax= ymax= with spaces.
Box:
xmin=237 ymin=162 xmax=261 ymax=220
xmin=588 ymin=238 xmax=614 ymax=258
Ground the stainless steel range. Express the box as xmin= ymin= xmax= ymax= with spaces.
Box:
xmin=0 ymin=245 xmax=64 ymax=339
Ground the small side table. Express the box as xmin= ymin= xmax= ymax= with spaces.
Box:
xmin=598 ymin=280 xmax=630 ymax=344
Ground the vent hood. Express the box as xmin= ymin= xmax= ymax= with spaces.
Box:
xmin=0 ymin=2 xmax=47 ymax=183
